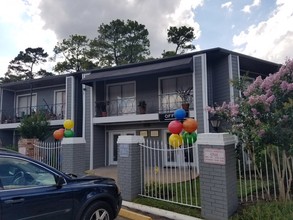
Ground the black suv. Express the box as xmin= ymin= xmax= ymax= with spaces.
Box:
xmin=0 ymin=148 xmax=122 ymax=220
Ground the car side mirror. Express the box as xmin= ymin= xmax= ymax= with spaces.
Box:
xmin=55 ymin=175 xmax=66 ymax=188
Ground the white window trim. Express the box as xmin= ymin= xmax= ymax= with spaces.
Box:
xmin=158 ymin=73 xmax=193 ymax=112
xmin=106 ymin=81 xmax=136 ymax=115
xmin=54 ymin=89 xmax=66 ymax=118
xmin=15 ymin=93 xmax=37 ymax=116
xmin=106 ymin=81 xmax=136 ymax=100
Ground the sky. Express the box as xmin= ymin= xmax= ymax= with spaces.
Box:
xmin=0 ymin=0 xmax=292 ymax=76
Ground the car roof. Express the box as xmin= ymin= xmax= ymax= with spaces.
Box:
xmin=0 ymin=148 xmax=20 ymax=154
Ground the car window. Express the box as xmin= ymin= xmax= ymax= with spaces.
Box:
xmin=0 ymin=156 xmax=56 ymax=190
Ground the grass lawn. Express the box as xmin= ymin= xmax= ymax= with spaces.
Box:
xmin=133 ymin=196 xmax=201 ymax=218
xmin=134 ymin=178 xmax=293 ymax=219
xmin=230 ymin=201 xmax=293 ymax=220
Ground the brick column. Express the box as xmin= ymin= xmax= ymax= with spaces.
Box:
xmin=61 ymin=137 xmax=86 ymax=176
xmin=117 ymin=135 xmax=144 ymax=201
xmin=197 ymin=133 xmax=238 ymax=220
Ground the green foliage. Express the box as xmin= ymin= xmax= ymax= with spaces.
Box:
xmin=161 ymin=50 xmax=177 ymax=58
xmin=17 ymin=113 xmax=50 ymax=141
xmin=230 ymin=201 xmax=293 ymax=220
xmin=1 ymin=47 xmax=53 ymax=83
xmin=3 ymin=145 xmax=18 ymax=152
xmin=53 ymin=34 xmax=96 ymax=73
xmin=134 ymin=197 xmax=200 ymax=218
xmin=208 ymin=59 xmax=293 ymax=201
xmin=166 ymin=26 xmax=196 ymax=54
xmin=90 ymin=19 xmax=150 ymax=66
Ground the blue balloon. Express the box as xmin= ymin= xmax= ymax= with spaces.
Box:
xmin=174 ymin=108 xmax=186 ymax=120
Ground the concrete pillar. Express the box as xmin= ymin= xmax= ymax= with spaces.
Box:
xmin=61 ymin=137 xmax=86 ymax=176
xmin=117 ymin=135 xmax=144 ymax=201
xmin=197 ymin=133 xmax=238 ymax=220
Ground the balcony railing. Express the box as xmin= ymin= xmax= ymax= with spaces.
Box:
xmin=95 ymin=93 xmax=194 ymax=117
xmin=0 ymin=103 xmax=65 ymax=124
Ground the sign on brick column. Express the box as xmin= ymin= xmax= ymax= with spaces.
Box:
xmin=117 ymin=135 xmax=144 ymax=201
xmin=197 ymin=133 xmax=238 ymax=220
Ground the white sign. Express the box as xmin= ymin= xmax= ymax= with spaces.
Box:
xmin=119 ymin=144 xmax=129 ymax=158
xmin=204 ymin=148 xmax=226 ymax=165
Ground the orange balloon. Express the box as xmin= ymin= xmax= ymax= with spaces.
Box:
xmin=53 ymin=129 xmax=64 ymax=140
xmin=183 ymin=118 xmax=198 ymax=133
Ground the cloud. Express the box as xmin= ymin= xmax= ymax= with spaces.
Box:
xmin=221 ymin=2 xmax=233 ymax=12
xmin=38 ymin=0 xmax=203 ymax=57
xmin=0 ymin=0 xmax=57 ymax=74
xmin=233 ymin=0 xmax=293 ymax=63
xmin=242 ymin=0 xmax=261 ymax=13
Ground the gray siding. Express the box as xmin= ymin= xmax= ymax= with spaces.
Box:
xmin=230 ymin=55 xmax=240 ymax=101
xmin=193 ymin=56 xmax=205 ymax=133
xmin=1 ymin=90 xmax=15 ymax=121
xmin=15 ymin=86 xmax=65 ymax=106
xmin=83 ymin=82 xmax=92 ymax=169
xmin=212 ymin=56 xmax=230 ymax=104
xmin=93 ymin=125 xmax=106 ymax=168
xmin=136 ymin=75 xmax=158 ymax=113
xmin=66 ymin=77 xmax=73 ymax=119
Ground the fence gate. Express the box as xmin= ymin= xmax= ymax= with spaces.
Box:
xmin=33 ymin=141 xmax=62 ymax=170
xmin=139 ymin=139 xmax=200 ymax=208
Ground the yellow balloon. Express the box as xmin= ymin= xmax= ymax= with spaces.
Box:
xmin=63 ymin=119 xmax=74 ymax=129
xmin=168 ymin=134 xmax=183 ymax=149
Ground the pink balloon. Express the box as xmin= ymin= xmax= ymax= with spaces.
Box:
xmin=168 ymin=120 xmax=183 ymax=134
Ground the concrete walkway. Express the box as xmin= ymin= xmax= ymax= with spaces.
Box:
xmin=86 ymin=165 xmax=198 ymax=183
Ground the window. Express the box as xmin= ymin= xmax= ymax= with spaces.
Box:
xmin=0 ymin=157 xmax=56 ymax=190
xmin=107 ymin=82 xmax=135 ymax=116
xmin=54 ymin=90 xmax=66 ymax=119
xmin=159 ymin=75 xmax=193 ymax=112
xmin=17 ymin=94 xmax=37 ymax=117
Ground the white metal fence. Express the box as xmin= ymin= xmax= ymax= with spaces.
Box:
xmin=33 ymin=141 xmax=62 ymax=170
xmin=237 ymin=144 xmax=293 ymax=203
xmin=139 ymin=139 xmax=200 ymax=208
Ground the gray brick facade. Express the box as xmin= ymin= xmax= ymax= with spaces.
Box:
xmin=117 ymin=135 xmax=144 ymax=201
xmin=61 ymin=137 xmax=86 ymax=176
xmin=197 ymin=133 xmax=238 ymax=220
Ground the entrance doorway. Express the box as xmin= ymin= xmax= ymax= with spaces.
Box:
xmin=109 ymin=131 xmax=135 ymax=165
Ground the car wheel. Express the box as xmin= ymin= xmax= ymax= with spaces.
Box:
xmin=82 ymin=201 xmax=114 ymax=220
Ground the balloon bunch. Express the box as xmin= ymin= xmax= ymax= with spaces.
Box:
xmin=53 ymin=119 xmax=75 ymax=140
xmin=168 ymin=108 xmax=198 ymax=148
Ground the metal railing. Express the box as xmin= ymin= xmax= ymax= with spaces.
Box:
xmin=139 ymin=139 xmax=200 ymax=208
xmin=95 ymin=93 xmax=194 ymax=117
xmin=0 ymin=103 xmax=65 ymax=124
xmin=237 ymin=145 xmax=293 ymax=203
xmin=33 ymin=141 xmax=62 ymax=170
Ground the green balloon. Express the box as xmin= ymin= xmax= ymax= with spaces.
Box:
xmin=64 ymin=129 xmax=74 ymax=137
xmin=182 ymin=131 xmax=197 ymax=144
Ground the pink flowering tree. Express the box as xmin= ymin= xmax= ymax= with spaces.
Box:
xmin=207 ymin=59 xmax=293 ymax=201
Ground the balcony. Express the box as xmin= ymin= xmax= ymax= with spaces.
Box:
xmin=0 ymin=103 xmax=65 ymax=125
xmin=95 ymin=93 xmax=194 ymax=118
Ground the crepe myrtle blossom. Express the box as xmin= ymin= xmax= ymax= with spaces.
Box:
xmin=206 ymin=59 xmax=293 ymax=201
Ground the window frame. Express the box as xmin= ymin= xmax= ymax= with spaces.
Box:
xmin=15 ymin=93 xmax=37 ymax=117
xmin=106 ymin=81 xmax=136 ymax=116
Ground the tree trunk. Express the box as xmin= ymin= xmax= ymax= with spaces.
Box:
xmin=268 ymin=148 xmax=291 ymax=201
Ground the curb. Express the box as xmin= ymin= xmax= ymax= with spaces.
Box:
xmin=119 ymin=208 xmax=152 ymax=220
xmin=121 ymin=201 xmax=202 ymax=220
